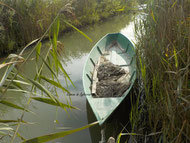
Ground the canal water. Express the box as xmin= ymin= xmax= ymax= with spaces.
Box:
xmin=0 ymin=13 xmax=137 ymax=143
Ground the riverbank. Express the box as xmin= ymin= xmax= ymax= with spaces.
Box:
xmin=0 ymin=0 xmax=138 ymax=57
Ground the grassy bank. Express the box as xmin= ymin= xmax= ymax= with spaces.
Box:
xmin=129 ymin=0 xmax=190 ymax=142
xmin=0 ymin=0 xmax=135 ymax=56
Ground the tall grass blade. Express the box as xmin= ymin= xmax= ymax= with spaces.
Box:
xmin=7 ymin=54 xmax=24 ymax=60
xmin=20 ymin=38 xmax=40 ymax=55
xmin=51 ymin=43 xmax=59 ymax=73
xmin=0 ymin=62 xmax=15 ymax=70
xmin=0 ymin=127 xmax=13 ymax=131
xmin=40 ymin=76 xmax=69 ymax=93
xmin=63 ymin=20 xmax=92 ymax=42
xmin=173 ymin=47 xmax=178 ymax=68
xmin=21 ymin=121 xmax=98 ymax=143
xmin=58 ymin=62 xmax=75 ymax=87
xmin=171 ymin=0 xmax=178 ymax=8
xmin=150 ymin=10 xmax=157 ymax=24
xmin=120 ymin=133 xmax=139 ymax=136
xmin=56 ymin=18 xmax=60 ymax=38
xmin=0 ymin=131 xmax=7 ymax=135
xmin=39 ymin=55 xmax=57 ymax=77
xmin=0 ymin=120 xmax=26 ymax=123
xmin=31 ymin=97 xmax=78 ymax=110
xmin=17 ymin=132 xmax=26 ymax=141
xmin=36 ymin=42 xmax=42 ymax=62
xmin=0 ymin=65 xmax=15 ymax=88
xmin=27 ymin=79 xmax=57 ymax=103
xmin=117 ymin=133 xmax=122 ymax=143
xmin=6 ymin=79 xmax=31 ymax=86
xmin=6 ymin=89 xmax=42 ymax=97
xmin=0 ymin=101 xmax=29 ymax=112
xmin=35 ymin=48 xmax=51 ymax=79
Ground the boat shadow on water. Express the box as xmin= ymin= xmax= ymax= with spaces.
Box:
xmin=86 ymin=94 xmax=132 ymax=143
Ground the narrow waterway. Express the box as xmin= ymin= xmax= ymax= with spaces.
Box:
xmin=0 ymin=13 xmax=137 ymax=143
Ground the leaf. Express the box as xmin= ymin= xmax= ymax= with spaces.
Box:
xmin=171 ymin=0 xmax=178 ymax=8
xmin=40 ymin=55 xmax=57 ymax=77
xmin=21 ymin=121 xmax=98 ymax=143
xmin=0 ymin=120 xmax=27 ymax=123
xmin=51 ymin=41 xmax=58 ymax=73
xmin=117 ymin=133 xmax=122 ymax=143
xmin=40 ymin=76 xmax=69 ymax=93
xmin=63 ymin=20 xmax=92 ymax=42
xmin=0 ymin=100 xmax=29 ymax=112
xmin=6 ymin=89 xmax=43 ymax=98
xmin=58 ymin=62 xmax=75 ymax=88
xmin=0 ymin=64 xmax=15 ymax=87
xmin=173 ymin=46 xmax=178 ymax=68
xmin=6 ymin=89 xmax=28 ymax=93
xmin=147 ymin=132 xmax=162 ymax=136
xmin=6 ymin=79 xmax=31 ymax=86
xmin=0 ymin=60 xmax=23 ymax=70
xmin=20 ymin=38 xmax=40 ymax=55
xmin=116 ymin=8 xmax=125 ymax=12
xmin=161 ymin=57 xmax=172 ymax=68
xmin=17 ymin=132 xmax=26 ymax=141
xmin=116 ymin=6 xmax=125 ymax=12
xmin=27 ymin=78 xmax=57 ymax=103
xmin=0 ymin=62 xmax=14 ymax=69
xmin=7 ymin=54 xmax=24 ymax=60
xmin=36 ymin=42 xmax=42 ymax=61
xmin=56 ymin=18 xmax=60 ymax=38
xmin=51 ymin=18 xmax=59 ymax=73
xmin=0 ymin=127 xmax=13 ymax=131
xmin=35 ymin=47 xmax=51 ymax=79
xmin=0 ymin=131 xmax=6 ymax=135
xmin=31 ymin=97 xmax=78 ymax=110
xmin=150 ymin=10 xmax=157 ymax=24
xmin=120 ymin=133 xmax=140 ymax=136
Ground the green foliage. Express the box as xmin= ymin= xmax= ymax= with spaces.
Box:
xmin=130 ymin=0 xmax=190 ymax=142
xmin=0 ymin=0 xmax=133 ymax=56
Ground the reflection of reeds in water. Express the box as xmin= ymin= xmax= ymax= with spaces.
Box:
xmin=127 ymin=0 xmax=190 ymax=142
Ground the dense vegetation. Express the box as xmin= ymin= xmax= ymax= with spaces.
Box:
xmin=128 ymin=0 xmax=190 ymax=142
xmin=1 ymin=0 xmax=189 ymax=142
xmin=0 ymin=0 xmax=136 ymax=56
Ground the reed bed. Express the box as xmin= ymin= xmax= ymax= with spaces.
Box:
xmin=0 ymin=0 xmax=133 ymax=56
xmin=129 ymin=0 xmax=190 ymax=142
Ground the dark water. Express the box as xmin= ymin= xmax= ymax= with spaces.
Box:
xmin=0 ymin=13 xmax=137 ymax=143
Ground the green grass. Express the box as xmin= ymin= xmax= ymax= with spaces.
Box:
xmin=128 ymin=0 xmax=190 ymax=142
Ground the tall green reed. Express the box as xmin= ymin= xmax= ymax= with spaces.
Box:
xmin=130 ymin=0 xmax=190 ymax=142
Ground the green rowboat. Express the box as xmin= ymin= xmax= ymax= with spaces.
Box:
xmin=83 ymin=33 xmax=136 ymax=125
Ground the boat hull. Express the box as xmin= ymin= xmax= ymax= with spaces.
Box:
xmin=83 ymin=33 xmax=136 ymax=125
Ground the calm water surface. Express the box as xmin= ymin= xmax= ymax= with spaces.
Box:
xmin=0 ymin=13 xmax=137 ymax=143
